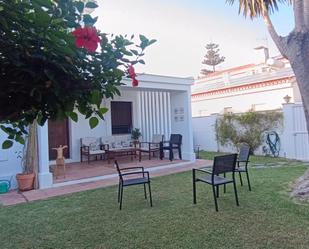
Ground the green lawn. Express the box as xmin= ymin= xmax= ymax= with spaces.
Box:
xmin=199 ymin=150 xmax=303 ymax=165
xmin=1 ymin=166 xmax=309 ymax=249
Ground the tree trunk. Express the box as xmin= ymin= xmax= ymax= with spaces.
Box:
xmin=286 ymin=32 xmax=309 ymax=135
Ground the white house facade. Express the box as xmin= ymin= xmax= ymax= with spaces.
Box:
xmin=191 ymin=57 xmax=301 ymax=117
xmin=0 ymin=74 xmax=195 ymax=189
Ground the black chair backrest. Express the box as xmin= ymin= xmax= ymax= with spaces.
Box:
xmin=114 ymin=160 xmax=123 ymax=180
xmin=213 ymin=154 xmax=238 ymax=175
xmin=238 ymin=143 xmax=250 ymax=161
xmin=170 ymin=134 xmax=182 ymax=144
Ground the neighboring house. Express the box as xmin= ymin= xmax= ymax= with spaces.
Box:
xmin=191 ymin=56 xmax=301 ymax=117
xmin=191 ymin=56 xmax=309 ymax=161
xmin=0 ymin=73 xmax=195 ymax=189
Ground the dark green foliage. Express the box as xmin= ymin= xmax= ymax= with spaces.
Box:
xmin=215 ymin=111 xmax=283 ymax=154
xmin=131 ymin=128 xmax=142 ymax=140
xmin=0 ymin=0 xmax=156 ymax=148
xmin=200 ymin=42 xmax=225 ymax=76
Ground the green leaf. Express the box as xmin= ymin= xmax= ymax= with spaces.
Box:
xmin=91 ymin=90 xmax=102 ymax=106
xmin=148 ymin=39 xmax=157 ymax=46
xmin=139 ymin=34 xmax=148 ymax=42
xmin=138 ymin=59 xmax=145 ymax=65
xmin=15 ymin=135 xmax=25 ymax=145
xmin=75 ymin=1 xmax=84 ymax=13
xmin=85 ymin=2 xmax=99 ymax=9
xmin=89 ymin=117 xmax=99 ymax=129
xmin=83 ymin=14 xmax=97 ymax=26
xmin=130 ymin=49 xmax=139 ymax=56
xmin=33 ymin=0 xmax=53 ymax=8
xmin=2 ymin=140 xmax=13 ymax=149
xmin=68 ymin=112 xmax=78 ymax=122
xmin=96 ymin=107 xmax=108 ymax=119
xmin=99 ymin=107 xmax=108 ymax=115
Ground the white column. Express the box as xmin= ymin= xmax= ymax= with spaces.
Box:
xmin=37 ymin=121 xmax=53 ymax=189
xmin=170 ymin=90 xmax=195 ymax=161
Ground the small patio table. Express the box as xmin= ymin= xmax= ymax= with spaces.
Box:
xmin=106 ymin=147 xmax=141 ymax=164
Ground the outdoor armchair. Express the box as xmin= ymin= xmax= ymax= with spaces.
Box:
xmin=160 ymin=134 xmax=182 ymax=161
xmin=192 ymin=154 xmax=239 ymax=211
xmin=234 ymin=143 xmax=251 ymax=191
xmin=115 ymin=160 xmax=153 ymax=210
xmin=139 ymin=134 xmax=164 ymax=160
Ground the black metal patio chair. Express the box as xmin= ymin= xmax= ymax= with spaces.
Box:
xmin=234 ymin=143 xmax=251 ymax=191
xmin=114 ymin=160 xmax=153 ymax=210
xmin=192 ymin=154 xmax=239 ymax=212
xmin=159 ymin=134 xmax=182 ymax=161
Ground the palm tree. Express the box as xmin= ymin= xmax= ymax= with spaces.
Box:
xmin=226 ymin=0 xmax=309 ymax=128
xmin=226 ymin=0 xmax=309 ymax=193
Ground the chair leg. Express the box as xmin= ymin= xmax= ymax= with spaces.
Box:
xmin=169 ymin=149 xmax=173 ymax=161
xmin=216 ymin=185 xmax=219 ymax=198
xmin=88 ymin=155 xmax=90 ymax=164
xmin=246 ymin=170 xmax=252 ymax=191
xmin=238 ymin=171 xmax=243 ymax=186
xmin=223 ymin=173 xmax=226 ymax=193
xmin=119 ymin=185 xmax=124 ymax=210
xmin=178 ymin=147 xmax=182 ymax=160
xmin=193 ymin=170 xmax=197 ymax=204
xmin=148 ymin=182 xmax=153 ymax=207
xmin=212 ymin=185 xmax=218 ymax=212
xmin=118 ymin=182 xmax=121 ymax=203
xmin=144 ymin=183 xmax=147 ymax=199
xmin=233 ymin=176 xmax=239 ymax=206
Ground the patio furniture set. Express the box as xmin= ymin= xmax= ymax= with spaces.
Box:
xmin=116 ymin=143 xmax=251 ymax=211
xmin=80 ymin=134 xmax=183 ymax=164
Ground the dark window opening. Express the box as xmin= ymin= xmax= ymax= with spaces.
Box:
xmin=111 ymin=101 xmax=132 ymax=134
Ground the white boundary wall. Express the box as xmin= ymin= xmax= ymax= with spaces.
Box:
xmin=193 ymin=103 xmax=309 ymax=161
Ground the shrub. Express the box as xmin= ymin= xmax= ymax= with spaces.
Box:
xmin=215 ymin=111 xmax=283 ymax=154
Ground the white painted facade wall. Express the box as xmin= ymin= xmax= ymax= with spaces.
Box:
xmin=0 ymin=74 xmax=195 ymax=189
xmin=192 ymin=82 xmax=296 ymax=117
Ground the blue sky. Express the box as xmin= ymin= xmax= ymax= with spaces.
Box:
xmin=95 ymin=0 xmax=294 ymax=78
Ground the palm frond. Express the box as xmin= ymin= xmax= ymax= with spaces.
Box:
xmin=226 ymin=0 xmax=292 ymax=18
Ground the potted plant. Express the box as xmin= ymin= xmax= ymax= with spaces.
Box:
xmin=15 ymin=123 xmax=37 ymax=191
xmin=131 ymin=128 xmax=142 ymax=143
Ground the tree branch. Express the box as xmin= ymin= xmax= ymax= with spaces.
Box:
xmin=262 ymin=10 xmax=287 ymax=58
xmin=293 ymin=0 xmax=305 ymax=31
xmin=303 ymin=0 xmax=309 ymax=31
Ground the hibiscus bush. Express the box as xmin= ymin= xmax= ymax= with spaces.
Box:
xmin=0 ymin=0 xmax=156 ymax=148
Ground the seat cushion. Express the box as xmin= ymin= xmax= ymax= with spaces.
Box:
xmin=89 ymin=149 xmax=105 ymax=155
xmin=196 ymin=175 xmax=233 ymax=185
xmin=123 ymin=177 xmax=149 ymax=186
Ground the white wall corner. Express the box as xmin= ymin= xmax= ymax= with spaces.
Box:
xmin=38 ymin=172 xmax=53 ymax=189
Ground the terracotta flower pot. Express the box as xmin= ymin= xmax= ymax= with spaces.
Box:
xmin=16 ymin=172 xmax=35 ymax=191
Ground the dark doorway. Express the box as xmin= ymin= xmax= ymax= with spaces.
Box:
xmin=48 ymin=119 xmax=70 ymax=160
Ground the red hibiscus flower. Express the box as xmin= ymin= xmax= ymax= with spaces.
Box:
xmin=132 ymin=78 xmax=138 ymax=87
xmin=128 ymin=65 xmax=138 ymax=87
xmin=72 ymin=26 xmax=101 ymax=52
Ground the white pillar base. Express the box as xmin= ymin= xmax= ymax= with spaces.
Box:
xmin=183 ymin=152 xmax=196 ymax=162
xmin=38 ymin=172 xmax=53 ymax=189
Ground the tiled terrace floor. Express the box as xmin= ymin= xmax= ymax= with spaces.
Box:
xmin=52 ymin=156 xmax=186 ymax=184
xmin=0 ymin=159 xmax=212 ymax=206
